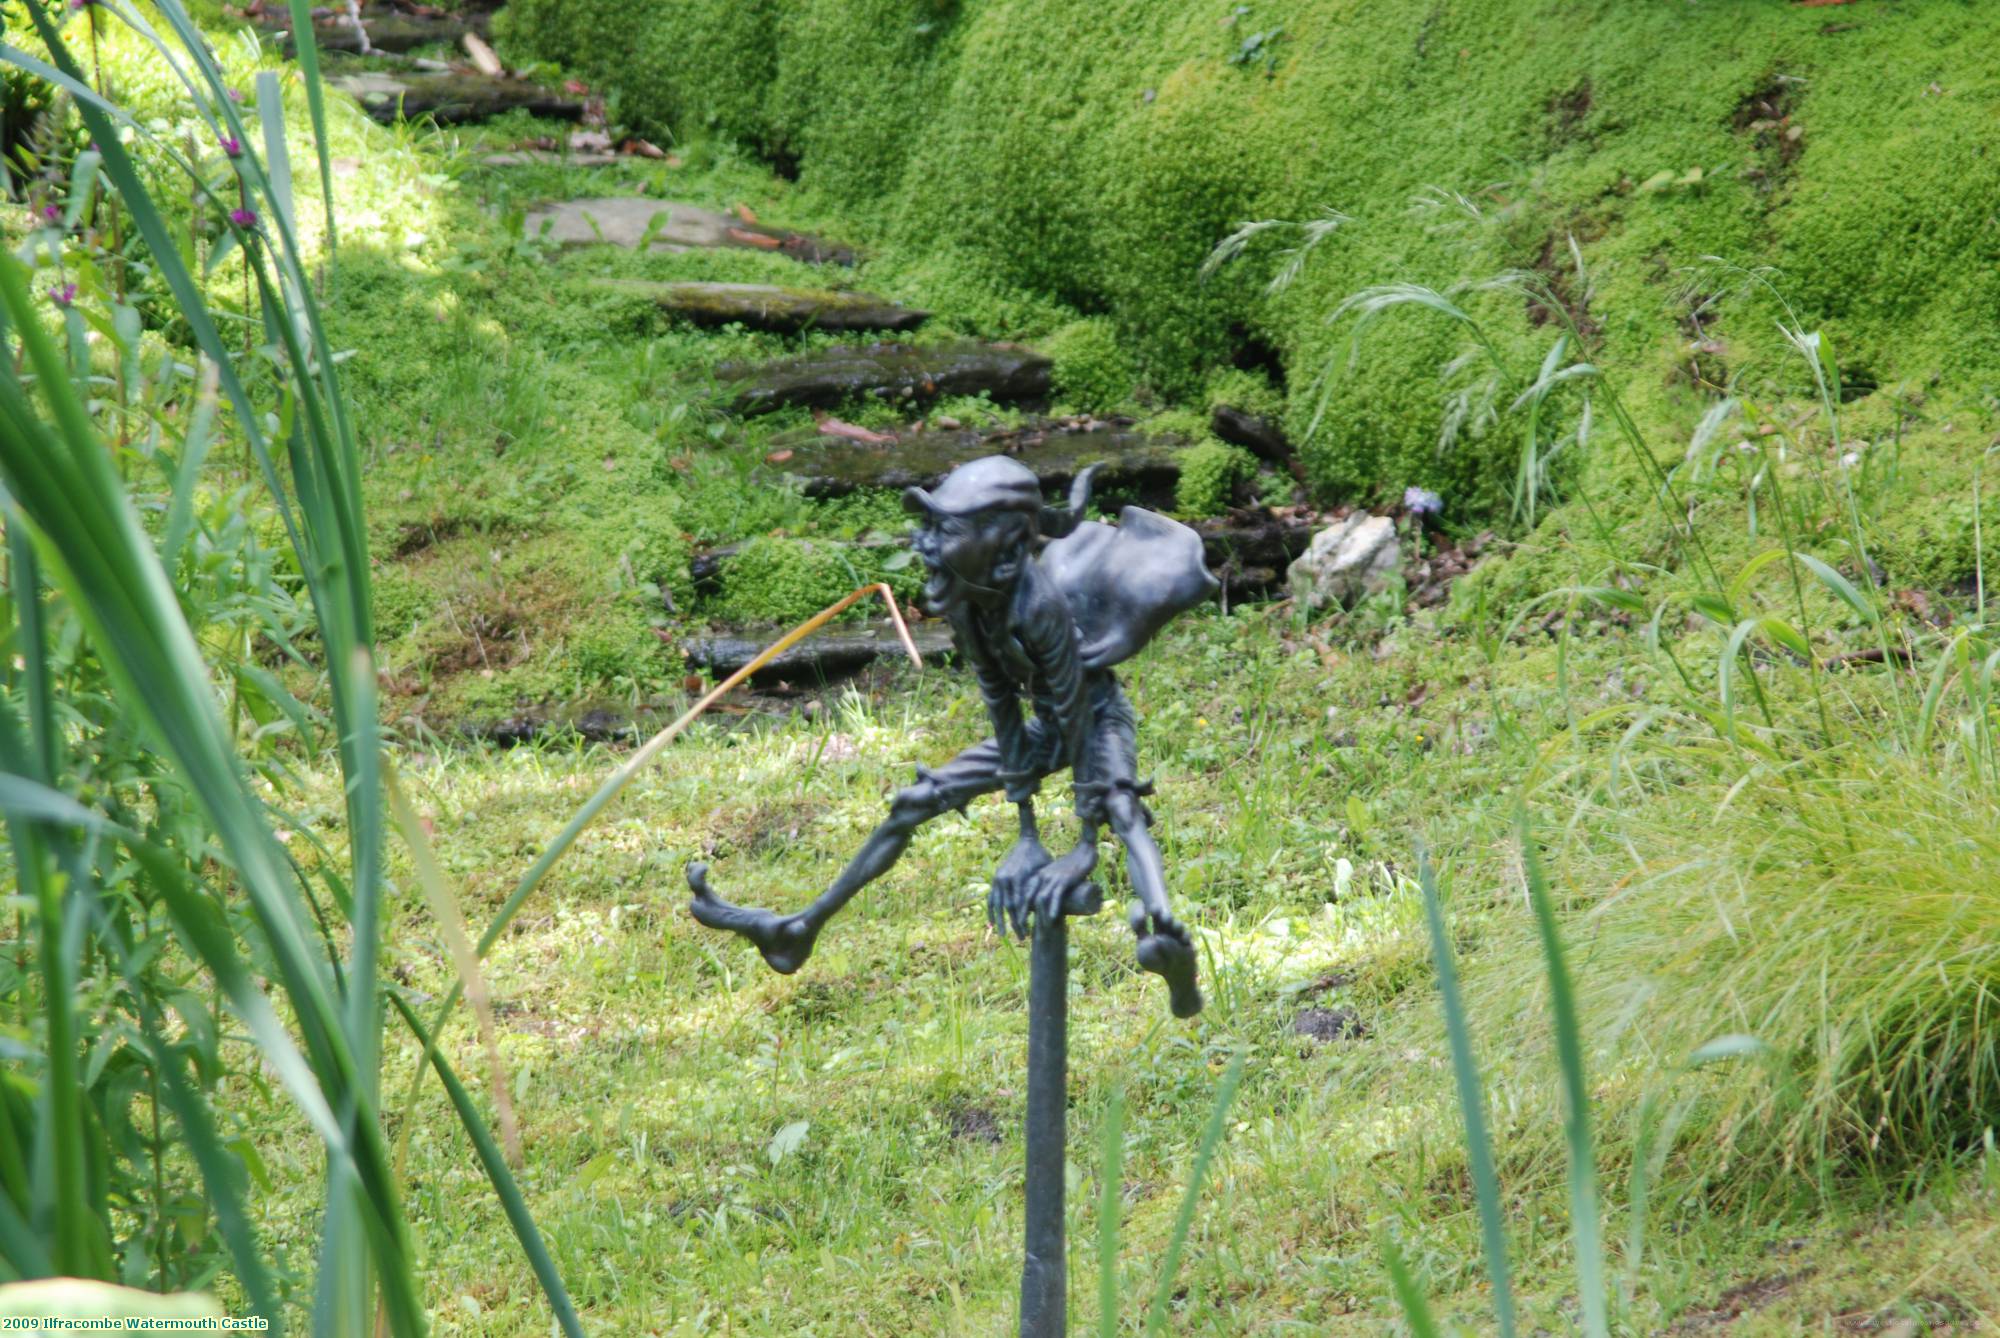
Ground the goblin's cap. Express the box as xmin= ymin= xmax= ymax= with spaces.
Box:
xmin=903 ymin=455 xmax=1042 ymax=518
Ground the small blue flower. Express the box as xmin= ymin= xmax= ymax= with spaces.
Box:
xmin=1403 ymin=486 xmax=1443 ymax=518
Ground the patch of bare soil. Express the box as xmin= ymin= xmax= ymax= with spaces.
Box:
xmin=1669 ymin=1271 xmax=1811 ymax=1331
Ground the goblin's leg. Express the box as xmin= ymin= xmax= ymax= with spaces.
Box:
xmin=1104 ymin=789 xmax=1202 ymax=1018
xmin=687 ymin=739 xmax=1006 ymax=974
xmin=1091 ymin=681 xmax=1203 ymax=1018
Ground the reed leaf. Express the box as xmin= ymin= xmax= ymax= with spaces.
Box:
xmin=1519 ymin=810 xmax=1608 ymax=1338
xmin=1416 ymin=845 xmax=1517 ymax=1338
xmin=1142 ymin=1052 xmax=1245 ymax=1336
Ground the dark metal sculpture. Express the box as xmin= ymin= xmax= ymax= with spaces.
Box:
xmin=686 ymin=455 xmax=1215 ymax=1334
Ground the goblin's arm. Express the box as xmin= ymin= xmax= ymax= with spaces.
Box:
xmin=1018 ymin=584 xmax=1092 ymax=813
xmin=971 ymin=652 xmax=1042 ymax=805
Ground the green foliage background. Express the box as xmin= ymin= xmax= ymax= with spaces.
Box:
xmin=498 ymin=0 xmax=2000 ymax=522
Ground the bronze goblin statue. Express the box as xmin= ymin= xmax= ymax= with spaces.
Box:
xmin=686 ymin=455 xmax=1212 ymax=1018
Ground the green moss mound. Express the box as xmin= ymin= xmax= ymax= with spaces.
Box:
xmin=1045 ymin=316 xmax=1137 ymax=413
xmin=502 ymin=0 xmax=2000 ymax=528
xmin=712 ymin=535 xmax=921 ymax=624
xmin=1175 ymin=438 xmax=1256 ymax=517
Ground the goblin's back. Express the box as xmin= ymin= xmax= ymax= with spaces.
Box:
xmin=1040 ymin=507 xmax=1219 ymax=671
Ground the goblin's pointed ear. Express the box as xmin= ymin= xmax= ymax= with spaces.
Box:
xmin=1038 ymin=464 xmax=1099 ymax=538
xmin=903 ymin=486 xmax=942 ymax=519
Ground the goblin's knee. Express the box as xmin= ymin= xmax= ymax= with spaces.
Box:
xmin=1102 ymin=786 xmax=1154 ymax=831
xmin=888 ymin=778 xmax=947 ymax=829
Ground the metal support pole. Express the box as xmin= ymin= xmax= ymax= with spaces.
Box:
xmin=1019 ymin=909 xmax=1068 ymax=1337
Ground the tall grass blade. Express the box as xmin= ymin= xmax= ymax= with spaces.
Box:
xmin=0 ymin=242 xmax=424 ymax=1334
xmin=1796 ymin=552 xmax=1875 ymax=624
xmin=0 ymin=542 xmax=103 ymax=1280
xmin=384 ymin=767 xmax=522 ymax=1166
xmin=254 ymin=71 xmax=296 ymax=239
xmin=1416 ymin=846 xmax=1517 ymax=1337
xmin=282 ymin=0 xmax=337 ymax=260
xmin=1142 ymin=1052 xmax=1245 ymax=1336
xmin=1718 ymin=619 xmax=1760 ymax=740
xmin=0 ymin=762 xmax=287 ymax=1324
xmin=389 ymin=996 xmax=586 ymax=1338
xmin=1518 ymin=809 xmax=1608 ymax=1338
xmin=1379 ymin=1233 xmax=1444 ymax=1338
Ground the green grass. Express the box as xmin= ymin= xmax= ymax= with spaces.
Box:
xmin=264 ymin=613 xmax=2000 ymax=1334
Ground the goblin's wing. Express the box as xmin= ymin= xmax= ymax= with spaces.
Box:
xmin=1039 ymin=507 xmax=1218 ymax=670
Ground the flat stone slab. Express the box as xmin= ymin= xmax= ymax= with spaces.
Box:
xmin=332 ymin=72 xmax=585 ymax=125
xmin=766 ymin=418 xmax=1178 ymax=500
xmin=690 ymin=505 xmax=1312 ymax=603
xmin=590 ymin=279 xmax=927 ymax=333
xmin=685 ymin=620 xmax=953 ymax=683
xmin=717 ymin=341 xmax=1052 ymax=417
xmin=263 ymin=10 xmax=490 ymax=55
xmin=520 ymin=198 xmax=855 ymax=265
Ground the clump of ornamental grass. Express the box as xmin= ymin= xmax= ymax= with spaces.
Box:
xmin=1488 ymin=751 xmax=2000 ymax=1200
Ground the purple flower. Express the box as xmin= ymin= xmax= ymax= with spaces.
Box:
xmin=69 ymin=0 xmax=94 ymax=11
xmin=40 ymin=203 xmax=60 ymax=222
xmin=48 ymin=282 xmax=76 ymax=308
xmin=1403 ymin=486 xmax=1443 ymax=518
xmin=221 ymin=135 xmax=241 ymax=157
xmin=229 ymin=207 xmax=258 ymax=229
xmin=224 ymin=87 xmax=243 ymax=103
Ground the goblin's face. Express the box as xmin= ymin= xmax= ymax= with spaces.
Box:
xmin=912 ymin=511 xmax=1015 ymax=614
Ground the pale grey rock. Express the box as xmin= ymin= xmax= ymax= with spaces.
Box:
xmin=1287 ymin=512 xmax=1399 ymax=611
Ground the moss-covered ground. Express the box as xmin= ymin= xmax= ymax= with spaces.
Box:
xmin=495 ymin=0 xmax=2000 ymax=533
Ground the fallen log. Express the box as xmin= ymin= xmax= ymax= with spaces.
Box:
xmin=261 ymin=9 xmax=491 ymax=54
xmin=763 ymin=418 xmax=1180 ymax=504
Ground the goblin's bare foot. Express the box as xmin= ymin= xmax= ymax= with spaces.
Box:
xmin=686 ymin=862 xmax=820 ymax=975
xmin=1132 ymin=909 xmax=1203 ymax=1019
